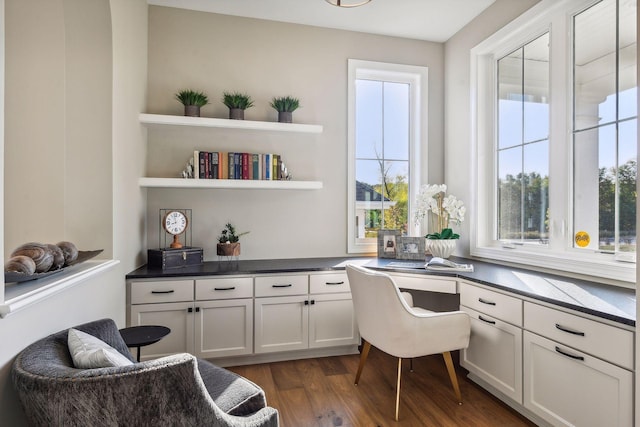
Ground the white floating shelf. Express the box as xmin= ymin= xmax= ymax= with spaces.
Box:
xmin=140 ymin=113 xmax=323 ymax=134
xmin=139 ymin=177 xmax=323 ymax=190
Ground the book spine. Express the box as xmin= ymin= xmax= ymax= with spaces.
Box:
xmin=212 ymin=152 xmax=219 ymax=179
xmin=259 ymin=153 xmax=264 ymax=180
xmin=221 ymin=152 xmax=228 ymax=179
xmin=198 ymin=151 xmax=205 ymax=179
xmin=228 ymin=152 xmax=235 ymax=179
xmin=242 ymin=153 xmax=249 ymax=180
xmin=265 ymin=154 xmax=271 ymax=180
xmin=272 ymin=154 xmax=279 ymax=181
xmin=252 ymin=154 xmax=259 ymax=180
xmin=203 ymin=151 xmax=210 ymax=179
xmin=194 ymin=151 xmax=200 ymax=179
xmin=234 ymin=153 xmax=241 ymax=179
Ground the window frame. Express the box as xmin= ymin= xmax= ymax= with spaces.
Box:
xmin=470 ymin=0 xmax=636 ymax=285
xmin=347 ymin=59 xmax=428 ymax=254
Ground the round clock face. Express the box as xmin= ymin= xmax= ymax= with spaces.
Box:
xmin=163 ymin=210 xmax=188 ymax=235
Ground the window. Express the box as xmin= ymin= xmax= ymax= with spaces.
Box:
xmin=572 ymin=0 xmax=637 ymax=256
xmin=347 ymin=60 xmax=427 ymax=253
xmin=497 ymin=33 xmax=550 ymax=245
xmin=472 ymin=0 xmax=637 ymax=283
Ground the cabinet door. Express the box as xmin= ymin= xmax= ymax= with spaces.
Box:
xmin=523 ymin=331 xmax=633 ymax=427
xmin=194 ymin=299 xmax=253 ymax=358
xmin=129 ymin=302 xmax=194 ymax=360
xmin=255 ymin=295 xmax=309 ymax=353
xmin=460 ymin=306 xmax=523 ymax=403
xmin=309 ymin=293 xmax=359 ymax=348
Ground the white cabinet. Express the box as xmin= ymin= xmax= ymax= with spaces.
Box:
xmin=193 ymin=277 xmax=254 ymax=358
xmin=128 ymin=279 xmax=195 ymax=360
xmin=309 ymin=273 xmax=358 ymax=348
xmin=128 ymin=276 xmax=254 ymax=360
xmin=523 ymin=302 xmax=633 ymax=427
xmin=460 ymin=282 xmax=523 ymax=403
xmin=254 ymin=272 xmax=358 ymax=354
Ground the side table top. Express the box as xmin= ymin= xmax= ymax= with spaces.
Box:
xmin=119 ymin=325 xmax=171 ymax=347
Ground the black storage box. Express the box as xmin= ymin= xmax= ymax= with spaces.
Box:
xmin=147 ymin=247 xmax=204 ymax=269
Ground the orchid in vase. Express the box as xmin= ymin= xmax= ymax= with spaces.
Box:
xmin=414 ymin=184 xmax=466 ymax=240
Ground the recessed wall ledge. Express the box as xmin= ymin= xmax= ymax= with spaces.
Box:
xmin=0 ymin=259 xmax=120 ymax=318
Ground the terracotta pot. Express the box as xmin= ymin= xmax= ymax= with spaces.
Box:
xmin=278 ymin=111 xmax=293 ymax=123
xmin=427 ymin=239 xmax=456 ymax=259
xmin=229 ymin=108 xmax=244 ymax=120
xmin=184 ymin=105 xmax=201 ymax=117
xmin=217 ymin=242 xmax=240 ymax=256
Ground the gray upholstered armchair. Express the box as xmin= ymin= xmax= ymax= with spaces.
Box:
xmin=11 ymin=318 xmax=279 ymax=427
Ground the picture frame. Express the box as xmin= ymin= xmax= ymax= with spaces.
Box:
xmin=396 ymin=236 xmax=426 ymax=260
xmin=377 ymin=229 xmax=401 ymax=258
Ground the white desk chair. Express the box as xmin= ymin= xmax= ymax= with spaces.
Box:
xmin=346 ymin=264 xmax=471 ymax=421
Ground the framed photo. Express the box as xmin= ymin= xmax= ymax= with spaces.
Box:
xmin=396 ymin=237 xmax=426 ymax=260
xmin=377 ymin=229 xmax=401 ymax=258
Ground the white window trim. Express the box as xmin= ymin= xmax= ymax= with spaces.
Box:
xmin=347 ymin=59 xmax=428 ymax=254
xmin=470 ymin=0 xmax=636 ymax=285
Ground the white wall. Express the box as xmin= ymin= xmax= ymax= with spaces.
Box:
xmin=111 ymin=0 xmax=148 ymax=273
xmin=145 ymin=7 xmax=445 ymax=260
xmin=443 ymin=0 xmax=540 ymax=256
xmin=0 ymin=0 xmax=148 ymax=424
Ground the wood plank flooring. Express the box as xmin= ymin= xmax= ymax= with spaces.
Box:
xmin=228 ymin=347 xmax=537 ymax=427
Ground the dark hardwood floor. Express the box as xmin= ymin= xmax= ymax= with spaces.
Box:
xmin=228 ymin=347 xmax=537 ymax=427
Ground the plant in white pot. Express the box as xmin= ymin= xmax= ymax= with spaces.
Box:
xmin=175 ymin=89 xmax=209 ymax=117
xmin=414 ymin=184 xmax=465 ymax=259
xmin=222 ymin=91 xmax=254 ymax=120
xmin=270 ymin=96 xmax=300 ymax=123
xmin=216 ymin=223 xmax=249 ymax=257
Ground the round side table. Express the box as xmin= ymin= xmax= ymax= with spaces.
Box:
xmin=119 ymin=325 xmax=171 ymax=362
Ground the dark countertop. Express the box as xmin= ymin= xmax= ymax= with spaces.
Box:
xmin=126 ymin=256 xmax=636 ymax=327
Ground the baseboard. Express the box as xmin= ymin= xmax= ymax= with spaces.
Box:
xmin=206 ymin=345 xmax=360 ymax=367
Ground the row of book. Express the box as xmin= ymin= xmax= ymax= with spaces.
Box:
xmin=193 ymin=151 xmax=287 ymax=180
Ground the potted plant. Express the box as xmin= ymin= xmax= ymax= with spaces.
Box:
xmin=222 ymin=91 xmax=254 ymax=120
xmin=270 ymin=96 xmax=300 ymax=123
xmin=414 ymin=184 xmax=465 ymax=259
xmin=175 ymin=89 xmax=209 ymax=117
xmin=216 ymin=222 xmax=250 ymax=256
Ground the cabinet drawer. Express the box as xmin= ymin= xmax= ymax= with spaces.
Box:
xmin=310 ymin=272 xmax=350 ymax=294
xmin=460 ymin=282 xmax=522 ymax=326
xmin=130 ymin=280 xmax=193 ymax=304
xmin=255 ymin=275 xmax=308 ymax=297
xmin=390 ymin=273 xmax=457 ymax=294
xmin=195 ymin=277 xmax=253 ymax=300
xmin=524 ymin=302 xmax=634 ymax=370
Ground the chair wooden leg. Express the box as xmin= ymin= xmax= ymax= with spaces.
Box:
xmin=409 ymin=358 xmax=413 ymax=372
xmin=443 ymin=351 xmax=462 ymax=404
xmin=354 ymin=340 xmax=371 ymax=385
xmin=395 ymin=357 xmax=402 ymax=421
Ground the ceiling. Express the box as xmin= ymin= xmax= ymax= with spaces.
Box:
xmin=147 ymin=0 xmax=497 ymax=43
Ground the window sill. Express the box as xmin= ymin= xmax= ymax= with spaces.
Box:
xmin=0 ymin=259 xmax=120 ymax=318
xmin=470 ymin=246 xmax=635 ymax=286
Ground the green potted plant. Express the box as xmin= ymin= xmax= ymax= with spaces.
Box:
xmin=414 ymin=184 xmax=465 ymax=259
xmin=222 ymin=91 xmax=254 ymax=120
xmin=270 ymin=96 xmax=301 ymax=123
xmin=175 ymin=89 xmax=209 ymax=117
xmin=216 ymin=222 xmax=250 ymax=256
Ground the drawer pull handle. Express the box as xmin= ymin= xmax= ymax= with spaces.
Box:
xmin=214 ymin=287 xmax=236 ymax=291
xmin=478 ymin=298 xmax=496 ymax=306
xmin=151 ymin=290 xmax=175 ymax=294
xmin=555 ymin=324 xmax=585 ymax=336
xmin=478 ymin=315 xmax=496 ymax=325
xmin=273 ymin=284 xmax=293 ymax=288
xmin=325 ymin=281 xmax=345 ymax=285
xmin=555 ymin=346 xmax=585 ymax=361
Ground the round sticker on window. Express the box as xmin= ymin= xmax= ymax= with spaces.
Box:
xmin=575 ymin=231 xmax=590 ymax=248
